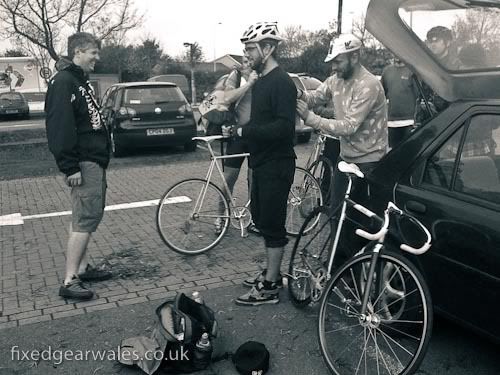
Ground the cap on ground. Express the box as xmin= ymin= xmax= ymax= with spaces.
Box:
xmin=325 ymin=33 xmax=362 ymax=62
xmin=232 ymin=340 xmax=270 ymax=375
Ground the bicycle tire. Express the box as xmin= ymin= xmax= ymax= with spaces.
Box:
xmin=286 ymin=166 xmax=324 ymax=236
xmin=318 ymin=251 xmax=433 ymax=375
xmin=308 ymin=156 xmax=334 ymax=204
xmin=288 ymin=205 xmax=334 ymax=307
xmin=156 ymin=178 xmax=230 ymax=255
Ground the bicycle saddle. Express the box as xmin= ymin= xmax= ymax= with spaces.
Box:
xmin=338 ymin=161 xmax=364 ymax=178
xmin=192 ymin=135 xmax=225 ymax=143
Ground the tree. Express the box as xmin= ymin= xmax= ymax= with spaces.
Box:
xmin=452 ymin=8 xmax=500 ymax=63
xmin=0 ymin=0 xmax=143 ymax=61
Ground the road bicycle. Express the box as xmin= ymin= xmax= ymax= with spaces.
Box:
xmin=156 ymin=135 xmax=324 ymax=255
xmin=301 ymin=131 xmax=337 ymax=201
xmin=287 ymin=161 xmax=433 ymax=374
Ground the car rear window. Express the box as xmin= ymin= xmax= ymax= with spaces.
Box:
xmin=122 ymin=86 xmax=184 ymax=105
xmin=0 ymin=93 xmax=23 ymax=101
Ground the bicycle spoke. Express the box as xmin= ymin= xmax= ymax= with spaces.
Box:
xmin=318 ymin=252 xmax=432 ymax=375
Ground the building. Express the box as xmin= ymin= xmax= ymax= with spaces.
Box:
xmin=211 ymin=54 xmax=243 ymax=70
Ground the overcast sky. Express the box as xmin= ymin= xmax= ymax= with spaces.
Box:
xmin=132 ymin=0 xmax=370 ymax=59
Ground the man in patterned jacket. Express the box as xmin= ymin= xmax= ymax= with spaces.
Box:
xmin=296 ymin=33 xmax=388 ymax=260
xmin=45 ymin=32 xmax=112 ymax=300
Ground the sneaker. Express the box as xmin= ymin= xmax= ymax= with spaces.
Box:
xmin=59 ymin=277 xmax=94 ymax=300
xmin=235 ymin=281 xmax=279 ymax=306
xmin=78 ymin=264 xmax=112 ymax=282
xmin=243 ymin=269 xmax=283 ymax=288
xmin=248 ymin=223 xmax=261 ymax=236
xmin=214 ymin=218 xmax=223 ymax=234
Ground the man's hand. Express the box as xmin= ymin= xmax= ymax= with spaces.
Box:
xmin=296 ymin=99 xmax=310 ymax=120
xmin=247 ymin=71 xmax=258 ymax=86
xmin=66 ymin=171 xmax=82 ymax=187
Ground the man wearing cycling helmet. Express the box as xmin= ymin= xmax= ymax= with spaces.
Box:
xmin=296 ymin=33 xmax=388 ymax=262
xmin=232 ymin=22 xmax=297 ymax=306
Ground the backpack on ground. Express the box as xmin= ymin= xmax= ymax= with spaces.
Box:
xmin=118 ymin=292 xmax=218 ymax=374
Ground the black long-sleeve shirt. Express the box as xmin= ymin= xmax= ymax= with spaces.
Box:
xmin=242 ymin=66 xmax=296 ymax=168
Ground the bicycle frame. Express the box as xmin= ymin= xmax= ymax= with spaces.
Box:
xmin=193 ymin=135 xmax=251 ymax=236
xmin=303 ymin=132 xmax=337 ymax=169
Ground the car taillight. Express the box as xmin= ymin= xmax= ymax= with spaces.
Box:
xmin=178 ymin=104 xmax=192 ymax=115
xmin=118 ymin=107 xmax=137 ymax=117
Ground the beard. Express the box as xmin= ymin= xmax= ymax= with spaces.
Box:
xmin=337 ymin=61 xmax=354 ymax=79
xmin=249 ymin=54 xmax=265 ymax=73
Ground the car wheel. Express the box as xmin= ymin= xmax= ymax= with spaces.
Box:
xmin=297 ymin=133 xmax=312 ymax=143
xmin=184 ymin=140 xmax=197 ymax=152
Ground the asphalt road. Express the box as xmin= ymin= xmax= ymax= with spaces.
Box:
xmin=0 ymin=116 xmax=499 ymax=374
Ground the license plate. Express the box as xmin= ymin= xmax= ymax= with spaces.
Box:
xmin=6 ymin=109 xmax=18 ymax=114
xmin=146 ymin=128 xmax=174 ymax=136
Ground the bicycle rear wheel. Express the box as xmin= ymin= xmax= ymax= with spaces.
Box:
xmin=156 ymin=178 xmax=230 ymax=255
xmin=286 ymin=166 xmax=324 ymax=236
xmin=308 ymin=156 xmax=334 ymax=205
xmin=318 ymin=251 xmax=433 ymax=375
xmin=288 ymin=206 xmax=334 ymax=307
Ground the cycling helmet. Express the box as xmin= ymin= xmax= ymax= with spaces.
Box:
xmin=240 ymin=22 xmax=285 ymax=44
xmin=426 ymin=26 xmax=453 ymax=42
xmin=324 ymin=33 xmax=362 ymax=63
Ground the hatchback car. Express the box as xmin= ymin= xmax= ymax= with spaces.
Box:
xmin=100 ymin=82 xmax=197 ymax=156
xmin=364 ymin=0 xmax=500 ymax=342
xmin=0 ymin=91 xmax=30 ymax=119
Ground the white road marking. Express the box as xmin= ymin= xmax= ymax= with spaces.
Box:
xmin=0 ymin=196 xmax=191 ymax=226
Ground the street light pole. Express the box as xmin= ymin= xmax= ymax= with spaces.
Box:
xmin=183 ymin=42 xmax=197 ymax=104
xmin=337 ymin=0 xmax=343 ymax=34
xmin=213 ymin=22 xmax=221 ymax=73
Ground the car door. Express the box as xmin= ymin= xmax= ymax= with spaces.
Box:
xmin=394 ymin=109 xmax=500 ymax=340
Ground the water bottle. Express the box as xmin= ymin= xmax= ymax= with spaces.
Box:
xmin=192 ymin=291 xmax=204 ymax=304
xmin=192 ymin=332 xmax=213 ymax=370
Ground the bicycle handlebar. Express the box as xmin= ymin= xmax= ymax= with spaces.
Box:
xmin=354 ymin=201 xmax=432 ymax=255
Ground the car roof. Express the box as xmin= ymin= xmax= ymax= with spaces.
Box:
xmin=366 ymin=0 xmax=500 ymax=101
xmin=111 ymin=82 xmax=178 ymax=88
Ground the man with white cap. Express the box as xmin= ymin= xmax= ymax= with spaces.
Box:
xmin=296 ymin=33 xmax=388 ymax=260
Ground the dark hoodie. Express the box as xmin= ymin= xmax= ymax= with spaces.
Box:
xmin=45 ymin=58 xmax=110 ymax=176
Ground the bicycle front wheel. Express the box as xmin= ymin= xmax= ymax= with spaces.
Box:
xmin=288 ymin=206 xmax=334 ymax=307
xmin=286 ymin=166 xmax=324 ymax=236
xmin=156 ymin=178 xmax=230 ymax=255
xmin=308 ymin=156 xmax=334 ymax=204
xmin=318 ymin=251 xmax=433 ymax=375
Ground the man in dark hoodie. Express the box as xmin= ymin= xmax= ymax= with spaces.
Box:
xmin=45 ymin=32 xmax=111 ymax=300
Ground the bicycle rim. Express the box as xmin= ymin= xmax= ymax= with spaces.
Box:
xmin=156 ymin=178 xmax=229 ymax=255
xmin=286 ymin=166 xmax=324 ymax=236
xmin=288 ymin=206 xmax=334 ymax=307
xmin=308 ymin=156 xmax=334 ymax=204
xmin=318 ymin=252 xmax=433 ymax=375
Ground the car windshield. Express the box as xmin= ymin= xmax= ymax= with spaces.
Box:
xmin=123 ymin=86 xmax=184 ymax=105
xmin=399 ymin=0 xmax=500 ymax=71
xmin=0 ymin=92 xmax=23 ymax=101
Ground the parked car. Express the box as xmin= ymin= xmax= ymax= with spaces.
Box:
xmin=206 ymin=72 xmax=313 ymax=143
xmin=364 ymin=0 xmax=500 ymax=342
xmin=0 ymin=91 xmax=30 ymax=119
xmin=294 ymin=73 xmax=323 ymax=93
xmin=100 ymin=82 xmax=197 ymax=156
